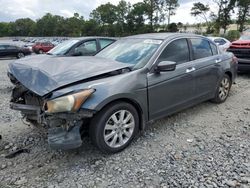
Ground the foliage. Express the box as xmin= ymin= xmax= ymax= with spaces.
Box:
xmin=0 ymin=0 xmax=249 ymax=37
xmin=236 ymin=0 xmax=250 ymax=32
xmin=225 ymin=30 xmax=241 ymax=41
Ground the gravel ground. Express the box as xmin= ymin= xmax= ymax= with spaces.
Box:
xmin=0 ymin=58 xmax=249 ymax=188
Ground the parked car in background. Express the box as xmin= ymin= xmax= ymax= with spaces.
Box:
xmin=227 ymin=34 xmax=250 ymax=71
xmin=47 ymin=37 xmax=116 ymax=56
xmin=0 ymin=44 xmax=31 ymax=58
xmin=208 ymin=37 xmax=231 ymax=52
xmin=8 ymin=33 xmax=237 ymax=153
xmin=32 ymin=42 xmax=54 ymax=54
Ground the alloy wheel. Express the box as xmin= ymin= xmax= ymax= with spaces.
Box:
xmin=218 ymin=77 xmax=230 ymax=101
xmin=103 ymin=110 xmax=135 ymax=148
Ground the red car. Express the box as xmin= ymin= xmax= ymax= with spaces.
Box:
xmin=227 ymin=34 xmax=250 ymax=71
xmin=32 ymin=42 xmax=54 ymax=54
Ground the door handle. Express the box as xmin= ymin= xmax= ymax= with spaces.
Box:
xmin=186 ymin=67 xmax=196 ymax=73
xmin=215 ymin=59 xmax=222 ymax=63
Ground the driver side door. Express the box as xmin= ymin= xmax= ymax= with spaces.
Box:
xmin=147 ymin=38 xmax=196 ymax=120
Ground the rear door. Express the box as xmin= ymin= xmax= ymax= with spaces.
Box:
xmin=147 ymin=38 xmax=196 ymax=120
xmin=189 ymin=38 xmax=222 ymax=99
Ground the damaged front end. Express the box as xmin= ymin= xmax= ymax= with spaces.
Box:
xmin=9 ymin=74 xmax=96 ymax=150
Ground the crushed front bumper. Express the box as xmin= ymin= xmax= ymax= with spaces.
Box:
xmin=10 ymin=102 xmax=95 ymax=150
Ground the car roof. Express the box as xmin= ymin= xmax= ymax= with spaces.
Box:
xmin=124 ymin=32 xmax=198 ymax=40
xmin=74 ymin=36 xmax=117 ymax=40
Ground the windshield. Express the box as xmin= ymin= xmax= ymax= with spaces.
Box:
xmin=48 ymin=39 xmax=79 ymax=55
xmin=239 ymin=35 xmax=250 ymax=40
xmin=96 ymin=38 xmax=162 ymax=69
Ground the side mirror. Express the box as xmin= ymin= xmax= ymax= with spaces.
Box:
xmin=155 ymin=61 xmax=176 ymax=72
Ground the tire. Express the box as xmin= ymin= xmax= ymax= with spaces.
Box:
xmin=17 ymin=52 xmax=24 ymax=59
xmin=38 ymin=49 xmax=43 ymax=54
xmin=211 ymin=74 xmax=232 ymax=103
xmin=89 ymin=102 xmax=139 ymax=154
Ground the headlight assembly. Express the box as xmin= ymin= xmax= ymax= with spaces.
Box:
xmin=45 ymin=88 xmax=95 ymax=113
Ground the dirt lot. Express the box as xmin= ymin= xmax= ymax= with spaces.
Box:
xmin=0 ymin=57 xmax=250 ymax=188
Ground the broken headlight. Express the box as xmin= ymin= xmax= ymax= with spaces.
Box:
xmin=45 ymin=89 xmax=95 ymax=113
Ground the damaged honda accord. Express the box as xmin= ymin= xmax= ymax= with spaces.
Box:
xmin=8 ymin=33 xmax=237 ymax=153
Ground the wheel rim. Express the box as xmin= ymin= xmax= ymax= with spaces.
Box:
xmin=18 ymin=53 xmax=24 ymax=58
xmin=104 ymin=110 xmax=135 ymax=148
xmin=219 ymin=77 xmax=230 ymax=101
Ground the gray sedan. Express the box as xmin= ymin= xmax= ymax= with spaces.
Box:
xmin=8 ymin=33 xmax=237 ymax=153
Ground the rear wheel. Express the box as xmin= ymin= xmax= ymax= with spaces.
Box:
xmin=89 ymin=102 xmax=139 ymax=153
xmin=17 ymin=52 xmax=24 ymax=59
xmin=38 ymin=49 xmax=44 ymax=54
xmin=211 ymin=74 xmax=231 ymax=103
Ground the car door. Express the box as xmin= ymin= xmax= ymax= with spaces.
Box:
xmin=189 ymin=38 xmax=222 ymax=99
xmin=147 ymin=38 xmax=196 ymax=120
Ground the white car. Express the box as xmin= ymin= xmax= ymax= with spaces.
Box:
xmin=208 ymin=37 xmax=231 ymax=52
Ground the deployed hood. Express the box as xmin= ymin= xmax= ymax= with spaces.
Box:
xmin=9 ymin=55 xmax=132 ymax=96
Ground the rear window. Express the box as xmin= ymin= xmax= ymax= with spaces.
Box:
xmin=214 ymin=39 xmax=226 ymax=45
xmin=191 ymin=38 xmax=213 ymax=59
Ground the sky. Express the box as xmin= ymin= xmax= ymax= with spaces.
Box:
xmin=0 ymin=0 xmax=220 ymax=24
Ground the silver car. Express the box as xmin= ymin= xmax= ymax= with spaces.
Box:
xmin=8 ymin=33 xmax=237 ymax=153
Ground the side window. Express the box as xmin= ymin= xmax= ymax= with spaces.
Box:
xmin=99 ymin=39 xmax=114 ymax=49
xmin=76 ymin=40 xmax=97 ymax=56
xmin=157 ymin=38 xmax=190 ymax=64
xmin=214 ymin=39 xmax=226 ymax=45
xmin=210 ymin=42 xmax=218 ymax=55
xmin=190 ymin=38 xmax=213 ymax=59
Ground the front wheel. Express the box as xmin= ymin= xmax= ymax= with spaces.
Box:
xmin=211 ymin=74 xmax=232 ymax=103
xmin=89 ymin=102 xmax=139 ymax=154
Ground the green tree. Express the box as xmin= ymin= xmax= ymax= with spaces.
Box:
xmin=116 ymin=0 xmax=131 ymax=35
xmin=127 ymin=2 xmax=150 ymax=34
xmin=143 ymin=0 xmax=162 ymax=31
xmin=11 ymin=18 xmax=36 ymax=36
xmin=163 ymin=0 xmax=179 ymax=25
xmin=167 ymin=22 xmax=178 ymax=32
xmin=213 ymin=0 xmax=235 ymax=34
xmin=90 ymin=3 xmax=117 ymax=25
xmin=236 ymin=0 xmax=250 ymax=32
xmin=191 ymin=2 xmax=211 ymax=33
